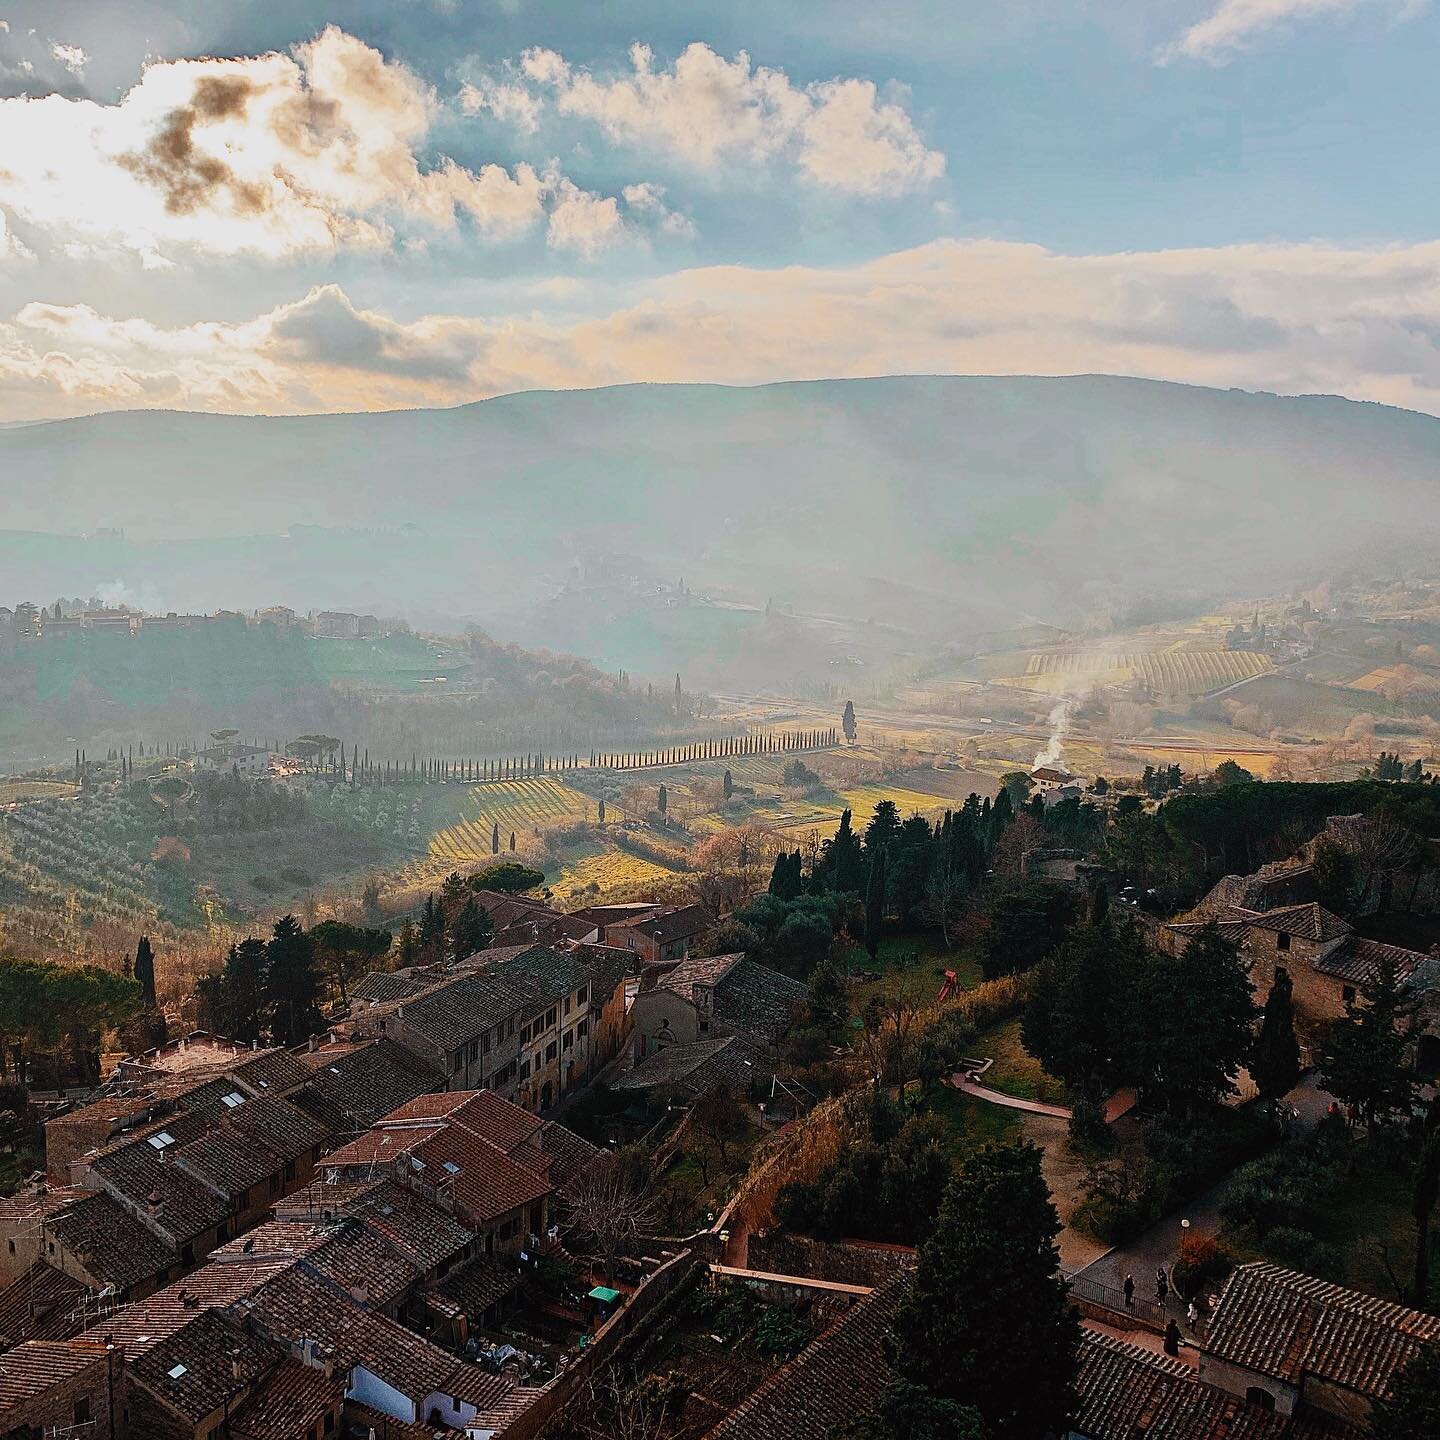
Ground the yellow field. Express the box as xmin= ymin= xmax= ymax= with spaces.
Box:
xmin=1347 ymin=665 xmax=1440 ymax=697
xmin=765 ymin=782 xmax=961 ymax=832
xmin=428 ymin=778 xmax=593 ymax=861
xmin=0 ymin=778 xmax=80 ymax=804
xmin=1001 ymin=649 xmax=1271 ymax=696
xmin=548 ymin=845 xmax=688 ymax=905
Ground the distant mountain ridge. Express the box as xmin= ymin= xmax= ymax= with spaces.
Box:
xmin=3 ymin=375 xmax=1437 ymax=665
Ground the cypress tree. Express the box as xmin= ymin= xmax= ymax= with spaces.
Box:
xmin=1250 ymin=969 xmax=1302 ymax=1121
xmin=133 ymin=936 xmax=157 ymax=1010
xmin=864 ymin=846 xmax=887 ymax=959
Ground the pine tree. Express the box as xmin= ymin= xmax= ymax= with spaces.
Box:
xmin=265 ymin=916 xmax=322 ymax=1047
xmin=133 ymin=936 xmax=157 ymax=1010
xmin=1250 ymin=969 xmax=1302 ymax=1121
xmin=894 ymin=1142 xmax=1079 ymax=1440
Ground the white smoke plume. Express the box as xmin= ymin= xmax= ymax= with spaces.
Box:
xmin=1033 ymin=695 xmax=1076 ymax=771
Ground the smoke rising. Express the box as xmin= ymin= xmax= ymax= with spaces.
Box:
xmin=1034 ymin=695 xmax=1075 ymax=771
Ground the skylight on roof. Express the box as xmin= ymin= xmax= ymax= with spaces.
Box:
xmin=147 ymin=1131 xmax=177 ymax=1150
xmin=167 ymin=1363 xmax=188 ymax=1379
xmin=328 ymin=1066 xmax=341 ymax=1075
xmin=222 ymin=1091 xmax=246 ymax=1108
xmin=442 ymin=1160 xmax=461 ymax=1175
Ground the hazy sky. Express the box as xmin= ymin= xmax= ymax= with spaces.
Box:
xmin=2 ymin=0 xmax=1439 ymax=420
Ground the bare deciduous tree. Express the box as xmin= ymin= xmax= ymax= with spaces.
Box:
xmin=565 ymin=1152 xmax=660 ymax=1282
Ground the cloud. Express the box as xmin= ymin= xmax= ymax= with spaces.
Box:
xmin=457 ymin=75 xmax=542 ymax=133
xmin=49 ymin=41 xmax=87 ymax=77
xmin=1159 ymin=0 xmax=1421 ymax=64
xmin=0 ymin=26 xmax=622 ymax=261
xmin=507 ymin=41 xmax=943 ymax=196
xmin=15 ymin=236 xmax=1440 ymax=421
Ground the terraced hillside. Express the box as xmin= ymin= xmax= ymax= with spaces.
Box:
xmin=427 ymin=779 xmax=595 ymax=862
xmin=1010 ymin=648 xmax=1272 ymax=695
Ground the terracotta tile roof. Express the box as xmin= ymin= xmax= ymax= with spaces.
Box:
xmin=615 ymin=903 xmax=716 ymax=945
xmin=215 ymin=1216 xmax=420 ymax=1309
xmin=227 ymin=1048 xmax=313 ymax=1097
xmin=356 ymin=1185 xmax=474 ymax=1273
xmin=413 ymin=1122 xmax=550 ymax=1225
xmin=390 ymin=970 xmax=545 ymax=1054
xmin=0 ymin=1264 xmax=92 ymax=1346
xmin=46 ymin=1189 xmax=179 ymax=1290
xmin=426 ymin=1257 xmax=524 ymax=1320
xmin=1245 ymin=903 xmax=1352 ymax=944
xmin=650 ymin=952 xmax=744 ymax=996
xmin=226 ymin=1093 xmax=329 ymax=1162
xmin=272 ymin=1175 xmax=387 ymax=1222
xmin=292 ymin=1037 xmax=441 ymax=1134
xmin=712 ymin=958 xmax=809 ymax=1042
xmin=229 ymin=1356 xmax=343 ymax=1440
xmin=1076 ymin=1330 xmax=1360 ymax=1440
xmin=129 ymin=1308 xmax=277 ymax=1423
xmin=612 ymin=1034 xmax=773 ymax=1097
xmin=0 ymin=1339 xmax=111 ymax=1419
xmin=1204 ymin=1262 xmax=1440 ymax=1400
xmin=705 ymin=1273 xmax=907 ymax=1440
xmin=1313 ymin=936 xmax=1432 ymax=988
xmin=240 ymin=1265 xmax=473 ymax=1401
xmin=351 ymin=970 xmax=430 ymax=1005
xmin=537 ymin=1120 xmax=603 ymax=1192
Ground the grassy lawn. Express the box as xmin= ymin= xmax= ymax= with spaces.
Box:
xmin=843 ymin=933 xmax=983 ymax=1014
xmin=920 ymin=1084 xmax=1022 ymax=1163
xmin=972 ymin=1016 xmax=1070 ymax=1106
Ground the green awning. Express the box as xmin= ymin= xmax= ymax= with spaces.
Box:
xmin=588 ymin=1286 xmax=622 ymax=1304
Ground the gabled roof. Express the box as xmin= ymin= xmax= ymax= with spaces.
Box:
xmin=612 ymin=902 xmax=716 ymax=944
xmin=1205 ymin=1261 xmax=1440 ymax=1399
xmin=129 ymin=1308 xmax=276 ymax=1423
xmin=650 ymin=952 xmax=744 ymax=997
xmin=47 ymin=1189 xmax=179 ymax=1289
xmin=712 ymin=958 xmax=809 ymax=1042
xmin=229 ymin=1357 xmax=343 ymax=1440
xmin=1076 ymin=1330 xmax=1359 ymax=1440
xmin=291 ymin=1037 xmax=440 ymax=1134
xmin=705 ymin=1273 xmax=908 ymax=1440
xmin=1245 ymin=903 xmax=1352 ymax=944
xmin=1313 ymin=935 xmax=1433 ymax=988
xmin=389 ymin=969 xmax=544 ymax=1054
xmin=0 ymin=1264 xmax=92 ymax=1346
xmin=350 ymin=970 xmax=429 ymax=1005
xmin=612 ymin=1034 xmax=773 ymax=1097
xmin=0 ymin=1340 xmax=112 ymax=1421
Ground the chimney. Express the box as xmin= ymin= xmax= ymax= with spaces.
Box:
xmin=251 ymin=1038 xmax=258 ymax=1051
xmin=349 ymin=1281 xmax=369 ymax=1306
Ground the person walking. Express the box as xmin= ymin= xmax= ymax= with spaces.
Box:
xmin=1123 ymin=1274 xmax=1135 ymax=1309
xmin=1156 ymin=1266 xmax=1169 ymax=1306
xmin=1164 ymin=1319 xmax=1181 ymax=1357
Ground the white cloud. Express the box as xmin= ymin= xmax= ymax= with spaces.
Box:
xmin=49 ymin=41 xmax=87 ymax=77
xmin=0 ymin=27 xmax=618 ymax=262
xmin=621 ymin=181 xmax=697 ymax=239
xmin=546 ymin=179 xmax=624 ymax=258
xmin=14 ymin=236 xmax=1440 ymax=420
xmin=509 ymin=41 xmax=943 ymax=196
xmin=458 ymin=75 xmax=543 ymax=133
xmin=1159 ymin=0 xmax=1421 ymax=64
xmin=0 ymin=209 xmax=34 ymax=260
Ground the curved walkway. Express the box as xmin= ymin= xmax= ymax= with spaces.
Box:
xmin=947 ymin=1072 xmax=1072 ymax=1120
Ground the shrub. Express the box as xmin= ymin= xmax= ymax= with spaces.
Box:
xmin=1171 ymin=1233 xmax=1231 ymax=1301
xmin=754 ymin=1305 xmax=811 ymax=1361
xmin=1220 ymin=1148 xmax=1336 ymax=1239
xmin=1266 ymin=1225 xmax=1342 ymax=1279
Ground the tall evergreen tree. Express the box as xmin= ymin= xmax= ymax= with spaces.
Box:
xmin=841 ymin=700 xmax=857 ymax=744
xmin=265 ymin=916 xmax=322 ymax=1047
xmin=1250 ymin=969 xmax=1302 ymax=1121
xmin=864 ymin=799 xmax=902 ymax=855
xmin=864 ymin=846 xmax=888 ymax=960
xmin=894 ymin=1142 xmax=1079 ymax=1440
xmin=133 ymin=935 xmax=157 ymax=1010
xmin=449 ymin=898 xmax=493 ymax=959
xmin=1138 ymin=923 xmax=1255 ymax=1118
xmin=1319 ymin=956 xmax=1416 ymax=1136
xmin=203 ymin=938 xmax=268 ymax=1044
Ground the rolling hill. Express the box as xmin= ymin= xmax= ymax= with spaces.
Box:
xmin=4 ymin=375 xmax=1438 ymax=677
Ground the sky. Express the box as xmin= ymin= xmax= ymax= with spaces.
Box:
xmin=2 ymin=0 xmax=1440 ymax=420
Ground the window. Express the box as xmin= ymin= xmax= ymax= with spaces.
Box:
xmin=1276 ymin=932 xmax=1290 ymax=951
xmin=564 ymin=996 xmax=571 ymax=1017
xmin=520 ymin=1060 xmax=531 ymax=1080
xmin=73 ymin=1400 xmax=91 ymax=1425
xmin=546 ymin=1041 xmax=558 ymax=1062
xmin=452 ymin=1051 xmax=464 ymax=1074
xmin=1245 ymin=1388 xmax=1275 ymax=1412
xmin=471 ymin=1038 xmax=482 ymax=1061
xmin=6 ymin=1240 xmax=13 ymax=1255
xmin=562 ymin=1029 xmax=573 ymax=1050
xmin=578 ymin=1019 xmax=589 ymax=1039
xmin=546 ymin=1006 xmax=558 ymax=1028
xmin=1343 ymin=985 xmax=1357 ymax=1004
xmin=577 ymin=985 xmax=588 ymax=1006
xmin=181 ymin=1243 xmax=194 ymax=1265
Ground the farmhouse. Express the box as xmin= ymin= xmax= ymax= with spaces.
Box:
xmin=606 ymin=902 xmax=716 ymax=965
xmin=191 ymin=741 xmax=273 ymax=775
